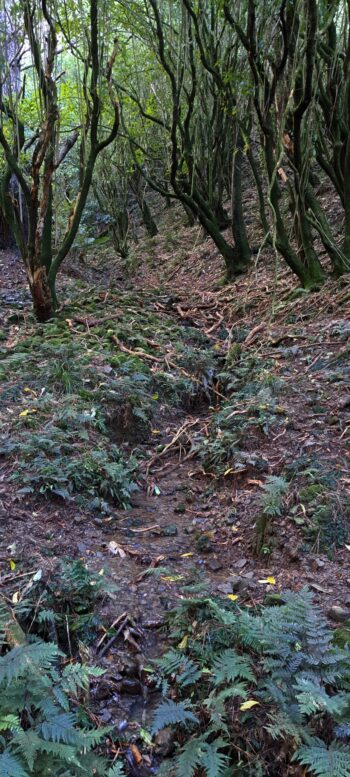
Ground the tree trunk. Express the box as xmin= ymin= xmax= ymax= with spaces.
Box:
xmin=140 ymin=197 xmax=158 ymax=236
xmin=231 ymin=133 xmax=251 ymax=267
xmin=30 ymin=265 xmax=55 ymax=322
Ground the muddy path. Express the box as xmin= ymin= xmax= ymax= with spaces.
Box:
xmin=1 ymin=238 xmax=350 ymax=772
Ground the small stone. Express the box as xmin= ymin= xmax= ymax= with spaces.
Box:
xmin=94 ymin=680 xmax=111 ymax=701
xmin=174 ymin=502 xmax=186 ymax=514
xmin=118 ymin=678 xmax=142 ymax=695
xmin=154 ymin=727 xmax=175 ymax=757
xmin=217 ymin=582 xmax=233 ymax=595
xmin=225 ymin=509 xmax=237 ymax=525
xmin=207 ymin=558 xmax=223 ymax=572
xmin=160 ymin=525 xmax=178 ymax=537
xmin=328 ymin=605 xmax=350 ymax=624
xmin=234 ymin=558 xmax=248 ymax=570
xmin=196 ymin=535 xmax=213 ymax=553
xmin=99 ymin=709 xmax=112 ymax=723
xmin=313 ymin=558 xmax=325 ymax=569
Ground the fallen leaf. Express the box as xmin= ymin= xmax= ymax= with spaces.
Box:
xmin=130 ymin=744 xmax=142 ymax=765
xmin=240 ymin=700 xmax=260 ymax=711
xmin=19 ymin=408 xmax=37 ymax=417
xmin=9 ymin=559 xmax=16 ymax=571
xmin=12 ymin=591 xmax=19 ymax=604
xmin=181 ymin=552 xmax=193 ymax=557
xmin=258 ymin=576 xmax=276 ymax=585
xmin=162 ymin=574 xmax=183 ymax=582
xmin=178 ymin=634 xmax=189 ymax=649
xmin=227 ymin=594 xmax=239 ymax=601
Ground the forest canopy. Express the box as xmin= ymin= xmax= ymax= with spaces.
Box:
xmin=1 ymin=0 xmax=350 ymax=320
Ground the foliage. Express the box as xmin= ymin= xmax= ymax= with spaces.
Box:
xmin=151 ymin=590 xmax=350 ymax=776
xmin=0 ymin=612 xmax=110 ymax=776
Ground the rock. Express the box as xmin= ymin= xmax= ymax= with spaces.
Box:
xmin=160 ymin=525 xmax=178 ymax=537
xmin=217 ymin=582 xmax=234 ymax=595
xmin=118 ymin=678 xmax=142 ymax=695
xmin=174 ymin=502 xmax=186 ymax=514
xmin=154 ymin=727 xmax=175 ymax=757
xmin=328 ymin=605 xmax=350 ymax=624
xmin=230 ymin=575 xmax=246 ymax=592
xmin=313 ymin=558 xmax=326 ymax=570
xmin=207 ymin=558 xmax=223 ymax=572
xmin=196 ymin=535 xmax=213 ymax=553
xmin=225 ymin=509 xmax=237 ymax=525
xmin=234 ymin=558 xmax=248 ymax=570
xmin=94 ymin=680 xmax=112 ymax=701
xmin=99 ymin=709 xmax=112 ymax=723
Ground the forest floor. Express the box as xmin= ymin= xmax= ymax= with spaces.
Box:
xmin=0 ymin=206 xmax=350 ymax=773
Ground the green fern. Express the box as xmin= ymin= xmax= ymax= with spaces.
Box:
xmin=151 ymin=699 xmax=198 ymax=734
xmin=212 ymin=649 xmax=255 ymax=685
xmin=0 ymin=750 xmax=29 ymax=777
xmin=294 ymin=741 xmax=350 ymax=776
xmin=176 ymin=737 xmax=229 ymax=777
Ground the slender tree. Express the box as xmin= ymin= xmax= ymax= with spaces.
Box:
xmin=0 ymin=0 xmax=119 ymax=321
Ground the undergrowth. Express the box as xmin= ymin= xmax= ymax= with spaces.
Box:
xmin=0 ymin=289 xmax=215 ymax=510
xmin=151 ymin=589 xmax=350 ymax=776
xmin=0 ymin=562 xmax=124 ymax=776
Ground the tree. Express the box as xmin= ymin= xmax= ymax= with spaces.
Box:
xmin=0 ymin=0 xmax=119 ymax=321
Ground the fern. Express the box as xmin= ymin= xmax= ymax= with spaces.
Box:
xmin=0 ymin=642 xmax=61 ymax=685
xmin=176 ymin=737 xmax=229 ymax=777
xmin=0 ymin=750 xmax=29 ymax=777
xmin=107 ymin=764 xmax=126 ymax=776
xmin=212 ymin=649 xmax=255 ymax=684
xmin=155 ymin=650 xmax=201 ymax=687
xmin=155 ymin=588 xmax=350 ymax=775
xmin=151 ymin=699 xmax=198 ymax=734
xmin=294 ymin=741 xmax=350 ymax=776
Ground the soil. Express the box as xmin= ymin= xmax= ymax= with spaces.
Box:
xmin=0 ymin=205 xmax=350 ymax=772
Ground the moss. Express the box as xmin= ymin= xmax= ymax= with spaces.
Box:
xmin=333 ymin=627 xmax=350 ymax=648
xmin=299 ymin=484 xmax=324 ymax=503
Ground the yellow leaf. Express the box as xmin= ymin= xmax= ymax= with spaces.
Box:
xmin=151 ymin=429 xmax=161 ymax=434
xmin=178 ymin=635 xmax=189 ymax=649
xmin=12 ymin=591 xmax=19 ymax=604
xmin=258 ymin=576 xmax=276 ymax=585
xmin=240 ymin=700 xmax=260 ymax=711
xmin=98 ymin=568 xmax=104 ymax=576
xmin=227 ymin=594 xmax=238 ymax=601
xmin=9 ymin=559 xmax=16 ymax=571
xmin=161 ymin=575 xmax=183 ymax=582
xmin=224 ymin=467 xmax=234 ymax=476
xmin=181 ymin=552 xmax=193 ymax=558
xmin=19 ymin=408 xmax=37 ymax=417
xmin=231 ymin=526 xmax=239 ymax=532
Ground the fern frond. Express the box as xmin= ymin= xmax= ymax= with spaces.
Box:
xmin=0 ymin=750 xmax=29 ymax=777
xmin=294 ymin=740 xmax=350 ymax=776
xmin=0 ymin=642 xmax=61 ymax=685
xmin=212 ymin=649 xmax=255 ymax=685
xmin=107 ymin=762 xmax=126 ymax=776
xmin=176 ymin=736 xmax=229 ymax=777
xmin=151 ymin=699 xmax=198 ymax=734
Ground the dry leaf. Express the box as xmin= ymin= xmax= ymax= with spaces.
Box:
xmin=227 ymin=594 xmax=239 ymax=601
xmin=178 ymin=634 xmax=189 ymax=649
xmin=240 ymin=700 xmax=260 ymax=711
